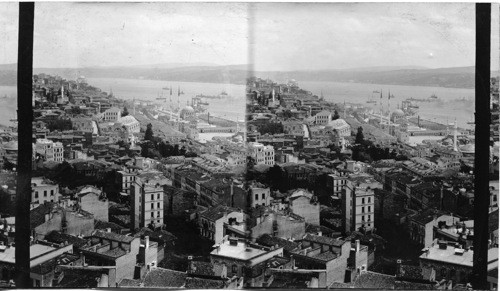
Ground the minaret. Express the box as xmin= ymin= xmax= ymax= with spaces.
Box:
xmin=379 ymin=90 xmax=383 ymax=126
xmin=388 ymin=90 xmax=391 ymax=129
xmin=453 ymin=119 xmax=458 ymax=151
xmin=272 ymin=88 xmax=275 ymax=104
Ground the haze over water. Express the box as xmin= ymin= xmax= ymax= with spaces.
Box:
xmin=300 ymin=81 xmax=475 ymax=129
xmin=87 ymin=78 xmax=247 ymax=122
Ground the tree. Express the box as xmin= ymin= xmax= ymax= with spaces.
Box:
xmin=122 ymin=106 xmax=129 ymax=117
xmin=355 ymin=126 xmax=365 ymax=145
xmin=266 ymin=165 xmax=283 ymax=190
xmin=332 ymin=110 xmax=340 ymax=120
xmin=144 ymin=123 xmax=154 ymax=141
xmin=2 ymin=157 xmax=15 ymax=171
xmin=247 ymin=156 xmax=256 ymax=170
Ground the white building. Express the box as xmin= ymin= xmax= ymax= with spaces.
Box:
xmin=31 ymin=177 xmax=60 ymax=207
xmin=130 ymin=178 xmax=164 ymax=230
xmin=35 ymin=139 xmax=64 ymax=162
xmin=325 ymin=119 xmax=351 ymax=137
xmin=315 ymin=110 xmax=332 ymax=125
xmin=116 ymin=115 xmax=140 ymax=133
xmin=249 ymin=183 xmax=271 ymax=208
xmin=341 ymin=174 xmax=382 ymax=233
xmin=248 ymin=142 xmax=275 ymax=166
xmin=103 ymin=107 xmax=121 ymax=122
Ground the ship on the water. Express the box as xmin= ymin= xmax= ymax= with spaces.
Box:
xmin=366 ymin=91 xmax=378 ymax=104
xmin=429 ymin=93 xmax=438 ymax=100
xmin=196 ymin=90 xmax=230 ymax=99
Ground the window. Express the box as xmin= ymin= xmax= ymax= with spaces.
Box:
xmin=151 ymin=203 xmax=154 ymax=209
xmin=158 ymin=211 xmax=160 ymax=217
xmin=362 ymin=206 xmax=365 ymax=213
xmin=262 ymin=193 xmax=265 ymax=200
xmin=157 ymin=202 xmax=160 ymax=208
xmin=232 ymin=265 xmax=238 ymax=274
xmin=255 ymin=194 xmax=258 ymax=201
xmin=362 ymin=215 xmax=365 ymax=221
xmin=368 ymin=206 xmax=371 ymax=212
xmin=151 ymin=194 xmax=154 ymax=200
xmin=368 ymin=197 xmax=371 ymax=203
xmin=151 ymin=212 xmax=154 ymax=218
xmin=157 ymin=193 xmax=160 ymax=199
xmin=44 ymin=190 xmax=47 ymax=197
xmin=368 ymin=215 xmax=371 ymax=221
xmin=50 ymin=190 xmax=54 ymax=196
xmin=34 ymin=191 xmax=38 ymax=198
xmin=362 ymin=198 xmax=365 ymax=204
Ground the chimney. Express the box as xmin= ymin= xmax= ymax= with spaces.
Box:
xmin=396 ymin=259 xmax=402 ymax=277
xmin=80 ymin=252 xmax=86 ymax=266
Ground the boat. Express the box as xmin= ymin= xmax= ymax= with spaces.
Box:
xmin=195 ymin=91 xmax=230 ymax=99
xmin=366 ymin=91 xmax=377 ymax=104
xmin=162 ymin=86 xmax=169 ymax=90
xmin=429 ymin=93 xmax=438 ymax=100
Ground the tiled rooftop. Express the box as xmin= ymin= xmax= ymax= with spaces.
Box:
xmin=142 ymin=267 xmax=187 ymax=288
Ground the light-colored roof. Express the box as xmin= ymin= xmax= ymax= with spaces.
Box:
xmin=421 ymin=244 xmax=498 ymax=270
xmin=211 ymin=239 xmax=267 ymax=261
xmin=30 ymin=243 xmax=57 ymax=259
xmin=117 ymin=115 xmax=139 ymax=126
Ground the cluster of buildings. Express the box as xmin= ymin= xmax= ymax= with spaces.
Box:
xmin=240 ymin=77 xmax=498 ymax=289
xmin=0 ymin=73 xmax=497 ymax=289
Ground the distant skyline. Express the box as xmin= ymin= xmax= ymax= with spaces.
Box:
xmin=0 ymin=3 xmax=498 ymax=72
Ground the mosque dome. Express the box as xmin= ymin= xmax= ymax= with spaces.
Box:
xmin=392 ymin=109 xmax=405 ymax=117
xmin=180 ymin=106 xmax=196 ymax=120
xmin=460 ymin=143 xmax=475 ymax=154
xmin=2 ymin=141 xmax=18 ymax=151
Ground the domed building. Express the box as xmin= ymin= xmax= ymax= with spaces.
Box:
xmin=180 ymin=106 xmax=196 ymax=121
xmin=391 ymin=109 xmax=405 ymax=123
xmin=459 ymin=143 xmax=475 ymax=156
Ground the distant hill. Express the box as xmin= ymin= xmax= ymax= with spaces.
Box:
xmin=255 ymin=66 xmax=479 ymax=89
xmin=0 ymin=63 xmax=495 ymax=89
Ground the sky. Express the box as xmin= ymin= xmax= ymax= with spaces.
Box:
xmin=251 ymin=2 xmax=499 ymax=71
xmin=0 ymin=2 xmax=498 ymax=72
xmin=32 ymin=2 xmax=249 ymax=68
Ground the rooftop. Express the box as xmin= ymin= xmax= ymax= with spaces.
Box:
xmin=201 ymin=205 xmax=240 ymax=222
xmin=302 ymin=233 xmax=346 ymax=247
xmin=420 ymin=244 xmax=498 ymax=270
xmin=256 ymin=234 xmax=300 ymax=253
xmin=142 ymin=267 xmax=187 ymax=288
xmin=211 ymin=238 xmax=269 ymax=261
xmin=353 ymin=271 xmax=396 ymax=289
xmin=90 ymin=230 xmax=135 ymax=244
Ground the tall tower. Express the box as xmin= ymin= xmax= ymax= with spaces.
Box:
xmin=387 ymin=90 xmax=391 ymax=130
xmin=379 ymin=90 xmax=383 ymax=126
xmin=453 ymin=119 xmax=458 ymax=152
